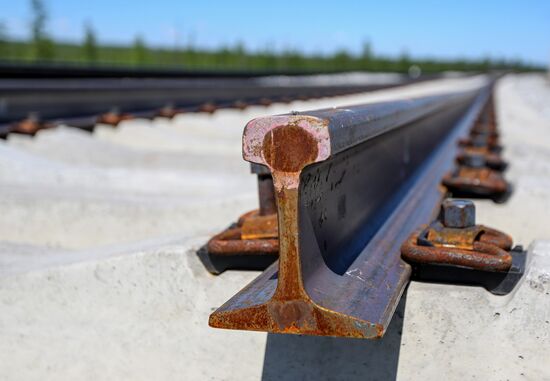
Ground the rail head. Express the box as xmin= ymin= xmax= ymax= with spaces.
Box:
xmin=243 ymin=90 xmax=480 ymax=174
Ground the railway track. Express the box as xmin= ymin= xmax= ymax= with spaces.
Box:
xmin=0 ymin=64 xmax=429 ymax=137
xmin=0 ymin=72 xmax=548 ymax=379
xmin=206 ymin=74 xmax=524 ymax=338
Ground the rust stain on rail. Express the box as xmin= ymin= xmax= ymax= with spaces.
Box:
xmin=262 ymin=124 xmax=319 ymax=173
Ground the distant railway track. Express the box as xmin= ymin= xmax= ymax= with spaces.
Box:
xmin=0 ymin=63 xmax=444 ymax=137
xmin=0 ymin=62 xmax=388 ymax=79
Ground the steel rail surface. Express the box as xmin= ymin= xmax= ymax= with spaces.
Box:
xmin=209 ymin=80 xmax=492 ymax=338
xmin=0 ymin=62 xmax=341 ymax=79
xmin=0 ymin=62 xmax=448 ymax=79
xmin=0 ymin=77 xmax=401 ymax=125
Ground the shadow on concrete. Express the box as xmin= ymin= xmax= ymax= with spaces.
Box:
xmin=261 ymin=291 xmax=407 ymax=381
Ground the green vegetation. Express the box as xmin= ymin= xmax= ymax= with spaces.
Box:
xmin=0 ymin=0 xmax=541 ymax=73
xmin=30 ymin=0 xmax=54 ymax=60
xmin=82 ymin=23 xmax=98 ymax=63
xmin=0 ymin=21 xmax=7 ymax=58
xmin=132 ymin=35 xmax=147 ymax=65
xmin=0 ymin=39 xmax=539 ymax=73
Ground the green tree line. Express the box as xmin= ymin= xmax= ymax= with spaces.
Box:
xmin=0 ymin=0 xmax=541 ymax=73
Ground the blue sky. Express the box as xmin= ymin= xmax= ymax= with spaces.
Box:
xmin=1 ymin=0 xmax=549 ymax=65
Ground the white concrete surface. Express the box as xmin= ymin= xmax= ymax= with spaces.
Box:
xmin=0 ymin=74 xmax=548 ymax=380
xmin=397 ymin=240 xmax=550 ymax=380
xmin=6 ymin=126 xmax=245 ymax=171
xmin=0 ymin=237 xmax=267 ymax=381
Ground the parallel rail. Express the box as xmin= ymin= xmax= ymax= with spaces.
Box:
xmin=0 ymin=65 xmax=450 ymax=136
xmin=209 ymin=78 xmax=492 ymax=338
xmin=0 ymin=61 xmax=407 ymax=79
xmin=0 ymin=78 xmax=399 ymax=125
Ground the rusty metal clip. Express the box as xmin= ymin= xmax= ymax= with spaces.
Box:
xmin=401 ymin=199 xmax=526 ymax=294
xmin=458 ymin=134 xmax=502 ymax=152
xmin=97 ymin=109 xmax=134 ymax=125
xmin=456 ymin=148 xmax=507 ymax=171
xmin=402 ymin=199 xmax=512 ymax=272
xmin=206 ymin=210 xmax=278 ymax=255
xmin=198 ymin=210 xmax=278 ymax=274
xmin=443 ymin=153 xmax=509 ymax=200
xmin=156 ymin=105 xmax=184 ymax=118
xmin=11 ymin=113 xmax=52 ymax=135
xmin=198 ymin=165 xmax=279 ymax=274
xmin=470 ymin=122 xmax=498 ymax=137
xmin=198 ymin=102 xmax=218 ymax=113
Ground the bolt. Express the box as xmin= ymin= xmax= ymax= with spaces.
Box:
xmin=441 ymin=199 xmax=476 ymax=228
xmin=463 ymin=152 xmax=486 ymax=168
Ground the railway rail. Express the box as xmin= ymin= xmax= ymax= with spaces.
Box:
xmin=0 ymin=61 xmax=396 ymax=79
xmin=207 ymin=75 xmax=524 ymax=338
xmin=0 ymin=64 xmax=451 ymax=138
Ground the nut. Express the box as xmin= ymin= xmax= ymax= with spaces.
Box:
xmin=441 ymin=199 xmax=475 ymax=228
